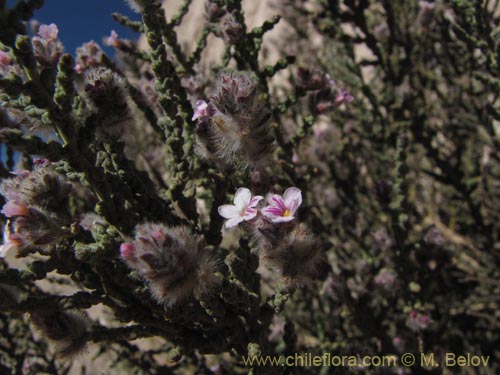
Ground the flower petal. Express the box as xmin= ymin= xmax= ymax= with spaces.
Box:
xmin=262 ymin=206 xmax=284 ymax=216
xmin=234 ymin=188 xmax=252 ymax=209
xmin=283 ymin=187 xmax=302 ymax=215
xmin=192 ymin=100 xmax=208 ymax=121
xmin=269 ymin=215 xmax=295 ymax=223
xmin=218 ymin=204 xmax=241 ymax=219
xmin=244 ymin=208 xmax=257 ymax=221
xmin=1 ymin=201 xmax=29 ymax=218
xmin=269 ymin=194 xmax=286 ymax=211
xmin=225 ymin=215 xmax=245 ymax=228
xmin=248 ymin=195 xmax=263 ymax=208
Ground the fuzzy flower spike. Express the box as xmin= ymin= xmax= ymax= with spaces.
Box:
xmin=218 ymin=188 xmax=263 ymax=228
xmin=262 ymin=187 xmax=302 ymax=223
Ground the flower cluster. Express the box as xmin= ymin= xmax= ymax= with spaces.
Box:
xmin=218 ymin=187 xmax=325 ymax=284
xmin=218 ymin=187 xmax=301 ymax=228
xmin=0 ymin=160 xmax=94 ymax=257
xmin=32 ymin=23 xmax=63 ymax=66
xmin=192 ymin=70 xmax=274 ymax=169
xmin=120 ymin=224 xmax=220 ymax=305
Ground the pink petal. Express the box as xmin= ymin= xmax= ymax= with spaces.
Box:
xmin=152 ymin=230 xmax=163 ymax=240
xmin=1 ymin=201 xmax=29 ymax=218
xmin=335 ymin=88 xmax=354 ymax=105
xmin=248 ymin=195 xmax=263 ymax=208
xmin=38 ymin=23 xmax=59 ymax=41
xmin=244 ymin=208 xmax=257 ymax=221
xmin=269 ymin=194 xmax=286 ymax=211
xmin=218 ymin=204 xmax=241 ymax=219
xmin=195 ymin=99 xmax=208 ymax=110
xmin=283 ymin=187 xmax=302 ymax=215
xmin=262 ymin=206 xmax=284 ymax=216
xmin=192 ymin=100 xmax=208 ymax=121
xmin=0 ymin=50 xmax=11 ymax=66
xmin=233 ymin=188 xmax=252 ymax=209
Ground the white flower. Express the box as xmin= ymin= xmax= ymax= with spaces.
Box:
xmin=218 ymin=188 xmax=263 ymax=228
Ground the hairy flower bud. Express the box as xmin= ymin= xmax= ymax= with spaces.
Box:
xmin=194 ymin=70 xmax=274 ymax=168
xmin=31 ymin=311 xmax=88 ymax=358
xmin=121 ymin=224 xmax=220 ymax=305
xmin=0 ymin=161 xmax=94 ymax=257
xmin=83 ymin=67 xmax=132 ymax=139
xmin=265 ymin=223 xmax=325 ymax=285
xmin=252 ymin=218 xmax=326 ymax=285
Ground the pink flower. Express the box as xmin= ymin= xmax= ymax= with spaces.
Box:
xmin=335 ymin=88 xmax=354 ymax=106
xmin=1 ymin=201 xmax=29 ymax=218
xmin=192 ymin=100 xmax=209 ymax=121
xmin=120 ymin=242 xmax=136 ymax=260
xmin=218 ymin=188 xmax=263 ymax=228
xmin=0 ymin=50 xmax=11 ymax=67
xmin=38 ymin=23 xmax=59 ymax=41
xmin=262 ymin=187 xmax=302 ymax=223
xmin=406 ymin=310 xmax=432 ymax=332
xmin=105 ymin=30 xmax=119 ymax=47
